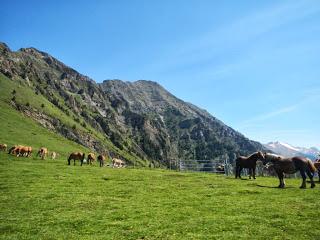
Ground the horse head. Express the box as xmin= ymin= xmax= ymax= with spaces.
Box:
xmin=263 ymin=152 xmax=282 ymax=165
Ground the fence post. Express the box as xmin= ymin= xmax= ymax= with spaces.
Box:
xmin=223 ymin=158 xmax=226 ymax=176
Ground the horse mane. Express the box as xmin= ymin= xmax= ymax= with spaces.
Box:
xmin=247 ymin=151 xmax=263 ymax=160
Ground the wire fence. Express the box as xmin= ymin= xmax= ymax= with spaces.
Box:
xmin=176 ymin=159 xmax=308 ymax=178
xmin=178 ymin=159 xmax=233 ymax=175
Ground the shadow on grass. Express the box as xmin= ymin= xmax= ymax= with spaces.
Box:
xmin=256 ymin=184 xmax=295 ymax=189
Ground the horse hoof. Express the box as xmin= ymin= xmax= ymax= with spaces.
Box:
xmin=311 ymin=184 xmax=316 ymax=188
xmin=299 ymin=186 xmax=306 ymax=189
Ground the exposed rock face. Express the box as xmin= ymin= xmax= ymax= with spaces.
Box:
xmin=0 ymin=42 xmax=266 ymax=165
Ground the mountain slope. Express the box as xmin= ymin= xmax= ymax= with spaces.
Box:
xmin=0 ymin=74 xmax=90 ymax=159
xmin=0 ymin=42 xmax=266 ymax=165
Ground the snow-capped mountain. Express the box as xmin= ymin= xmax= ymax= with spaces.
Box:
xmin=264 ymin=141 xmax=320 ymax=160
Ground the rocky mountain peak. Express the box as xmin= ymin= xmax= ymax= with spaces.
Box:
xmin=0 ymin=42 xmax=267 ymax=165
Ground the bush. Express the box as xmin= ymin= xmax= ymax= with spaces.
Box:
xmin=26 ymin=102 xmax=30 ymax=107
xmin=72 ymin=124 xmax=77 ymax=130
xmin=11 ymin=89 xmax=16 ymax=95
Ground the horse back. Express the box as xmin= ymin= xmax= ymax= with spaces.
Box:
xmin=69 ymin=152 xmax=84 ymax=160
xmin=236 ymin=156 xmax=256 ymax=167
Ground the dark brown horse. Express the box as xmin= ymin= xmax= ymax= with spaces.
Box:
xmin=263 ymin=153 xmax=316 ymax=188
xmin=314 ymin=158 xmax=320 ymax=182
xmin=68 ymin=152 xmax=85 ymax=166
xmin=235 ymin=151 xmax=265 ymax=179
xmin=87 ymin=153 xmax=96 ymax=165
xmin=97 ymin=155 xmax=105 ymax=167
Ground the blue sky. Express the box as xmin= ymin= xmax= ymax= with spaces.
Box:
xmin=1 ymin=0 xmax=320 ymax=148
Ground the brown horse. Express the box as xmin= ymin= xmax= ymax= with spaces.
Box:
xmin=68 ymin=152 xmax=85 ymax=166
xmin=0 ymin=144 xmax=7 ymax=151
xmin=314 ymin=158 xmax=320 ymax=182
xmin=263 ymin=153 xmax=316 ymax=188
xmin=37 ymin=147 xmax=48 ymax=160
xmin=87 ymin=153 xmax=96 ymax=165
xmin=97 ymin=155 xmax=105 ymax=167
xmin=235 ymin=151 xmax=265 ymax=179
xmin=8 ymin=145 xmax=32 ymax=157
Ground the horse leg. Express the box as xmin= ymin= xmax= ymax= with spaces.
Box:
xmin=306 ymin=169 xmax=315 ymax=188
xmin=81 ymin=159 xmax=83 ymax=166
xmin=253 ymin=167 xmax=256 ymax=179
xmin=74 ymin=159 xmax=76 ymax=166
xmin=248 ymin=168 xmax=252 ymax=179
xmin=68 ymin=159 xmax=71 ymax=165
xmin=235 ymin=165 xmax=239 ymax=178
xmin=299 ymin=170 xmax=307 ymax=189
xmin=277 ymin=171 xmax=285 ymax=188
xmin=239 ymin=167 xmax=243 ymax=179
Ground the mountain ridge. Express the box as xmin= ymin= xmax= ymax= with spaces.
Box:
xmin=0 ymin=42 xmax=267 ymax=165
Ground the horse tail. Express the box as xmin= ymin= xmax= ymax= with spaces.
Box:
xmin=307 ymin=159 xmax=317 ymax=173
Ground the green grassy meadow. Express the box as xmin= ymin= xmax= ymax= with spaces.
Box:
xmin=0 ymin=75 xmax=319 ymax=239
xmin=0 ymin=152 xmax=319 ymax=240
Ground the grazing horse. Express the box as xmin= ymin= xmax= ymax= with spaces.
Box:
xmin=263 ymin=153 xmax=316 ymax=189
xmin=37 ymin=147 xmax=48 ymax=160
xmin=0 ymin=144 xmax=7 ymax=152
xmin=51 ymin=151 xmax=57 ymax=160
xmin=8 ymin=145 xmax=32 ymax=157
xmin=314 ymin=158 xmax=320 ymax=182
xmin=235 ymin=151 xmax=265 ymax=179
xmin=112 ymin=158 xmax=125 ymax=168
xmin=97 ymin=155 xmax=105 ymax=167
xmin=68 ymin=152 xmax=85 ymax=166
xmin=87 ymin=153 xmax=96 ymax=165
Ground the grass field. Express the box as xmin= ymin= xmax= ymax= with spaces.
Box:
xmin=0 ymin=152 xmax=319 ymax=240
